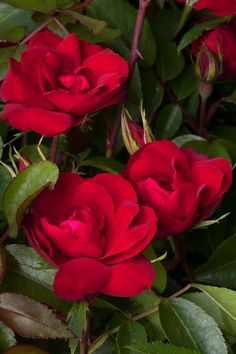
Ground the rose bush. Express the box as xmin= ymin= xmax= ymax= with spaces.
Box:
xmin=123 ymin=140 xmax=232 ymax=238
xmin=0 ymin=31 xmax=129 ymax=136
xmin=192 ymin=19 xmax=236 ymax=80
xmin=177 ymin=0 xmax=236 ymax=16
xmin=23 ymin=172 xmax=157 ymax=301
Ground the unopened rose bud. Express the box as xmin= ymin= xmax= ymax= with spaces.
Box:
xmin=195 ymin=46 xmax=222 ymax=83
xmin=121 ymin=107 xmax=154 ymax=155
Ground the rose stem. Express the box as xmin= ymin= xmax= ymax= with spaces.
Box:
xmin=108 ymin=0 xmax=151 ymax=157
xmin=19 ymin=17 xmax=54 ymax=45
xmin=89 ymin=283 xmax=192 ymax=351
xmin=173 ymin=234 xmax=194 ymax=283
xmin=199 ymin=96 xmax=208 ymax=136
xmin=23 ymin=134 xmax=28 ymax=146
xmin=49 ymin=136 xmax=59 ymax=163
xmin=79 ymin=312 xmax=90 ymax=354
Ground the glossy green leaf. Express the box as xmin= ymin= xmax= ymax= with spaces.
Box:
xmin=117 ymin=321 xmax=147 ymax=354
xmin=173 ymin=135 xmax=206 ymax=147
xmin=4 ymin=245 xmax=69 ymax=314
xmin=68 ymin=301 xmax=88 ymax=338
xmin=185 ymin=288 xmax=236 ymax=337
xmin=0 ymin=293 xmax=72 ymax=338
xmin=0 ymin=3 xmax=34 ymax=32
xmin=92 ymin=0 xmax=156 ymax=65
xmin=178 ymin=17 xmax=231 ymax=52
xmin=159 ymin=298 xmax=227 ymax=354
xmin=195 ymin=234 xmax=236 ymax=289
xmin=68 ymin=12 xmax=107 ymax=34
xmin=0 ymin=166 xmax=12 ymax=210
xmin=0 ymin=320 xmax=16 ymax=352
xmin=126 ymin=341 xmax=198 ymax=354
xmin=155 ymin=104 xmax=182 ymax=139
xmin=4 ymin=344 xmax=49 ymax=354
xmin=19 ymin=145 xmax=49 ymax=162
xmin=170 ymin=66 xmax=198 ymax=100
xmin=193 ymin=284 xmax=236 ymax=335
xmin=131 ymin=290 xmax=165 ymax=341
xmin=155 ymin=10 xmax=184 ymax=81
xmin=3 ymin=161 xmax=59 ymax=238
xmin=0 ymin=26 xmax=26 ymax=41
xmin=81 ymin=156 xmax=124 ymax=174
xmin=1 ymin=0 xmax=57 ymax=14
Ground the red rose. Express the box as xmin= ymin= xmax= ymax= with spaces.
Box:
xmin=23 ymin=173 xmax=157 ymax=301
xmin=177 ymin=0 xmax=236 ymax=16
xmin=192 ymin=20 xmax=236 ymax=80
xmin=0 ymin=31 xmax=128 ymax=136
xmin=123 ymin=141 xmax=232 ymax=238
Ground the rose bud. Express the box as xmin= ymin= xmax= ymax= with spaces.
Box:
xmin=123 ymin=140 xmax=232 ymax=238
xmin=0 ymin=31 xmax=129 ymax=136
xmin=121 ymin=108 xmax=154 ymax=155
xmin=177 ymin=0 xmax=236 ymax=17
xmin=192 ymin=19 xmax=236 ymax=81
xmin=195 ymin=46 xmax=222 ymax=82
xmin=23 ymin=173 xmax=157 ymax=301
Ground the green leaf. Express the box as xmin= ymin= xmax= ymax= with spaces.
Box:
xmin=0 ymin=3 xmax=34 ymax=33
xmin=131 ymin=290 xmax=165 ymax=341
xmin=173 ymin=135 xmax=206 ymax=147
xmin=0 ymin=26 xmax=26 ymax=41
xmin=178 ymin=17 xmax=231 ymax=52
xmin=4 ymin=344 xmax=49 ymax=354
xmin=68 ymin=12 xmax=107 ymax=34
xmin=68 ymin=301 xmax=88 ymax=338
xmin=81 ymin=156 xmax=124 ymax=174
xmin=117 ymin=321 xmax=147 ymax=354
xmin=0 ymin=293 xmax=72 ymax=339
xmin=92 ymin=0 xmax=156 ymax=65
xmin=19 ymin=145 xmax=49 ymax=162
xmin=154 ymin=10 xmax=184 ymax=81
xmin=185 ymin=289 xmax=236 ymax=337
xmin=155 ymin=104 xmax=182 ymax=139
xmin=193 ymin=284 xmax=236 ymax=335
xmin=170 ymin=66 xmax=198 ymax=100
xmin=4 ymin=245 xmax=69 ymax=314
xmin=159 ymin=298 xmax=227 ymax=354
xmin=1 ymin=0 xmax=57 ymax=14
xmin=143 ymin=246 xmax=167 ymax=293
xmin=3 ymin=161 xmax=59 ymax=238
xmin=195 ymin=234 xmax=236 ymax=289
xmin=0 ymin=166 xmax=12 ymax=210
xmin=126 ymin=341 xmax=198 ymax=354
xmin=0 ymin=320 xmax=16 ymax=352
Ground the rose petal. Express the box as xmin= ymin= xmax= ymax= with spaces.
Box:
xmin=80 ymin=40 xmax=103 ymax=60
xmin=28 ymin=30 xmax=62 ymax=49
xmin=2 ymin=103 xmax=76 ymax=136
xmin=0 ymin=58 xmax=54 ymax=109
xmin=58 ymin=33 xmax=82 ymax=67
xmin=93 ymin=173 xmax=137 ymax=207
xmin=102 ymin=206 xmax=157 ymax=264
xmin=83 ymin=48 xmax=129 ymax=80
xmin=53 ymin=257 xmax=112 ymax=301
xmin=102 ymin=255 xmax=155 ymax=297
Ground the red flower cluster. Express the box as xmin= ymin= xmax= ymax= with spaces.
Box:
xmin=177 ymin=0 xmax=236 ymax=17
xmin=123 ymin=141 xmax=232 ymax=238
xmin=23 ymin=173 xmax=157 ymax=301
xmin=0 ymin=31 xmax=128 ymax=136
xmin=11 ymin=31 xmax=231 ymax=303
